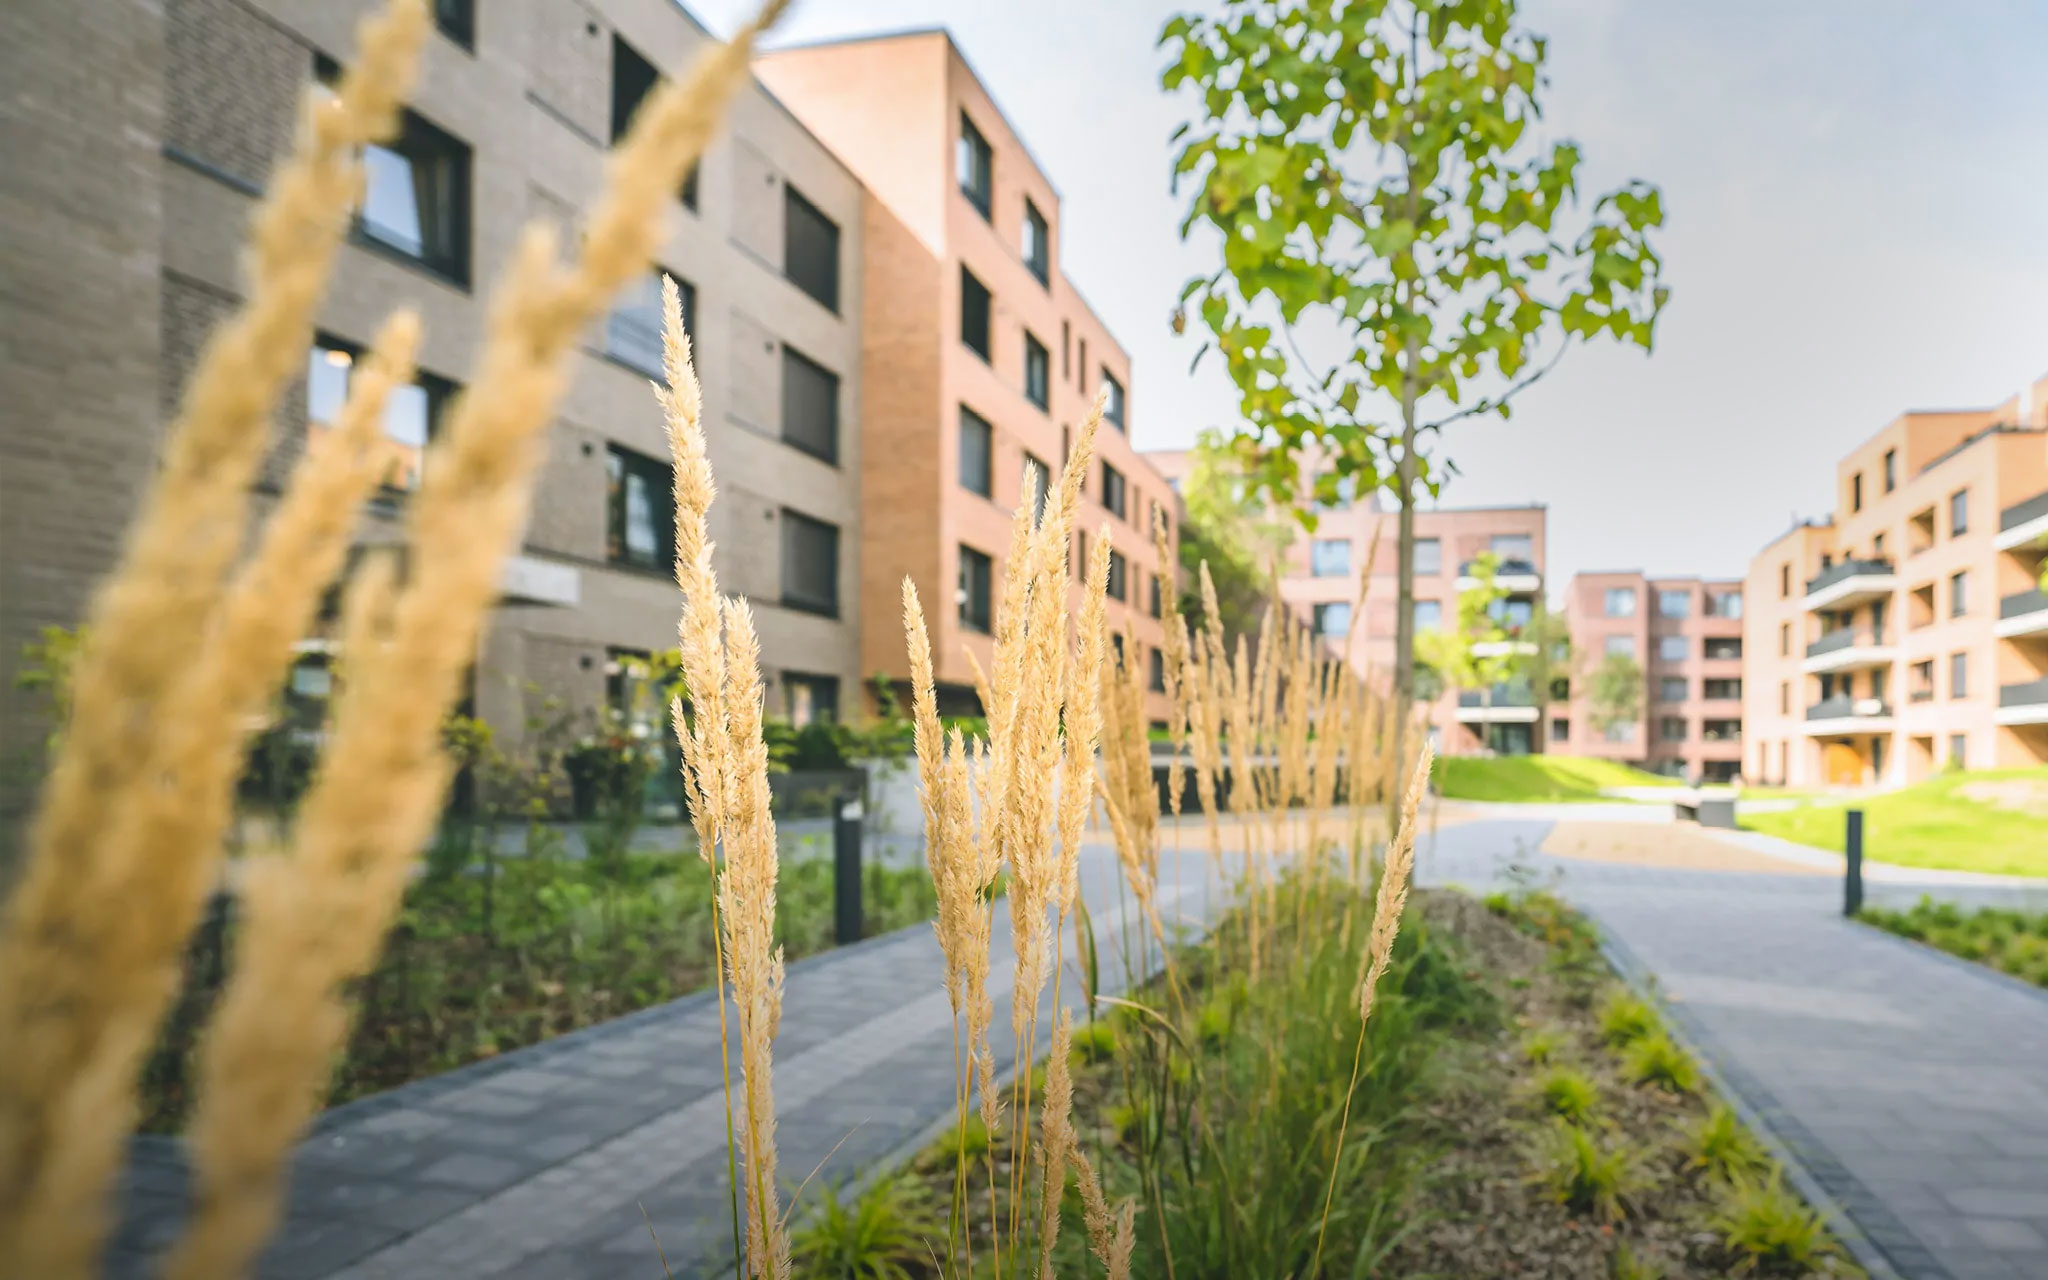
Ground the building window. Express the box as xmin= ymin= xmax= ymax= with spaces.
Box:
xmin=351 ymin=104 xmax=471 ymax=285
xmin=1779 ymin=622 xmax=1790 ymax=656
xmin=1101 ymin=371 xmax=1126 ymax=431
xmin=1703 ymin=637 xmax=1742 ymax=660
xmin=780 ymin=509 xmax=840 ymax=617
xmin=1603 ymin=721 xmax=1634 ymax=743
xmin=434 ymin=0 xmax=475 ymax=49
xmin=606 ymin=445 xmax=674 ymax=572
xmin=1779 ymin=681 xmax=1790 ymax=714
xmin=1312 ymin=601 xmax=1353 ymax=638
xmin=1604 ymin=588 xmax=1637 ymax=618
xmin=1149 ymin=646 xmax=1166 ymax=693
xmin=1413 ymin=538 xmax=1442 ymax=575
xmin=1022 ymin=198 xmax=1050 ymax=285
xmin=606 ymin=270 xmax=692 ymax=379
xmin=1024 ymin=331 xmax=1050 ymax=410
xmin=1023 ymin=452 xmax=1051 ymax=526
xmin=959 ymin=545 xmax=993 ymax=632
xmin=1851 ymin=472 xmax=1863 ymax=513
xmin=776 ymin=345 xmax=840 ymax=464
xmin=1780 ymin=563 xmax=1791 ymax=597
xmin=1950 ymin=733 xmax=1968 ymax=768
xmin=1950 ymin=570 xmax=1968 ymax=617
xmin=1490 ymin=533 xmax=1533 ymax=562
xmin=784 ymin=184 xmax=840 ymax=312
xmin=957 ymin=112 xmax=992 ymax=217
xmin=1950 ymin=487 xmax=1969 ymax=536
xmin=1658 ymin=635 xmax=1687 ymax=662
xmin=308 ymin=337 xmax=455 ymax=493
xmin=1658 ymin=677 xmax=1688 ymax=703
xmin=1550 ymin=718 xmax=1569 ymax=743
xmin=1311 ymin=539 xmax=1351 ymax=578
xmin=784 ymin=673 xmax=840 ymax=727
xmin=1882 ymin=448 xmax=1896 ymax=493
xmin=1107 ymin=549 xmax=1128 ymax=601
xmin=960 ymin=266 xmax=991 ymax=360
xmin=1315 ymin=473 xmax=1357 ymax=511
xmin=608 ymin=37 xmax=696 ymax=208
xmin=1149 ymin=572 xmax=1163 ymax=619
xmin=1659 ymin=716 xmax=1687 ymax=743
xmin=1950 ymin=650 xmax=1968 ymax=699
xmin=1657 ymin=589 xmax=1691 ymax=618
xmin=1101 ymin=462 xmax=1128 ymax=520
xmin=1605 ymin=635 xmax=1637 ymax=658
xmin=1704 ymin=678 xmax=1742 ymax=700
xmin=1413 ymin=600 xmax=1442 ymax=631
xmin=1702 ymin=719 xmax=1740 ymax=742
xmin=958 ymin=407 xmax=993 ymax=498
xmin=1707 ymin=590 xmax=1743 ymax=619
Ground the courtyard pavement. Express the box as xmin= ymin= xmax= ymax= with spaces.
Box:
xmin=108 ymin=806 xmax=2048 ymax=1279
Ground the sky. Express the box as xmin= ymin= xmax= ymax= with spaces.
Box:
xmin=689 ymin=0 xmax=2048 ymax=587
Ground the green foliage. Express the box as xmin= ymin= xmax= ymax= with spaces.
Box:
xmin=1161 ymin=0 xmax=1669 ymax=520
xmin=1690 ymin=1104 xmax=1768 ymax=1181
xmin=1069 ymin=1019 xmax=1119 ymax=1068
xmin=1623 ymin=1032 xmax=1699 ymax=1095
xmin=1712 ymin=1169 xmax=1839 ymax=1272
xmin=1538 ymin=1120 xmax=1639 ymax=1223
xmin=1862 ymin=895 xmax=2048 ymax=987
xmin=1610 ymin=1241 xmax=1666 ymax=1280
xmin=1176 ymin=431 xmax=1292 ymax=640
xmin=13 ymin=624 xmax=87 ymax=759
xmin=1435 ymin=754 xmax=1677 ymax=803
xmin=1535 ymin=1065 xmax=1599 ymax=1121
xmin=791 ymin=1176 xmax=942 ymax=1280
xmin=1520 ymin=1026 xmax=1562 ymax=1066
xmin=1584 ymin=651 xmax=1646 ymax=735
xmin=1597 ymin=991 xmax=1657 ymax=1048
xmin=1744 ymin=768 xmax=2048 ymax=877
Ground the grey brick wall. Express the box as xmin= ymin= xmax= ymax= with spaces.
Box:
xmin=529 ymin=0 xmax=611 ymax=145
xmin=164 ymin=0 xmax=305 ymax=188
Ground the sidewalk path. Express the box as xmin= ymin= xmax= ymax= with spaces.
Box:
xmin=1419 ymin=815 xmax=2048 ymax=1280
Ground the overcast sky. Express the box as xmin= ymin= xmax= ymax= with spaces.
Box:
xmin=691 ymin=0 xmax=2048 ymax=586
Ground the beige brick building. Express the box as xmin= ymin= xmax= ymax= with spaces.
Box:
xmin=1552 ymin=571 xmax=1745 ymax=781
xmin=3 ymin=0 xmax=876 ymax=838
xmin=1742 ymin=376 xmax=2048 ymax=787
xmin=757 ymin=31 xmax=1177 ymax=719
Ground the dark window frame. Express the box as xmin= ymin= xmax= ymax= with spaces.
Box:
xmin=1024 ymin=330 xmax=1050 ymax=411
xmin=1106 ymin=549 xmax=1128 ymax=602
xmin=605 ymin=270 xmax=693 ymax=381
xmin=957 ymin=112 xmax=992 ymax=218
xmin=350 ymin=102 xmax=473 ymax=287
xmin=959 ymin=545 xmax=994 ymax=633
xmin=1023 ymin=452 xmax=1051 ymax=527
xmin=309 ymin=332 xmax=458 ymax=496
xmin=433 ymin=0 xmax=476 ymax=51
xmin=1101 ymin=369 xmax=1126 ymax=431
xmin=606 ymin=443 xmax=676 ymax=574
xmin=780 ymin=343 xmax=840 ymax=465
xmin=783 ymin=183 xmax=841 ymax=313
xmin=1100 ymin=461 xmax=1127 ymax=520
xmin=780 ymin=508 xmax=842 ymax=618
xmin=959 ymin=406 xmax=994 ymax=498
xmin=960 ymin=266 xmax=992 ymax=361
xmin=1022 ymin=198 xmax=1050 ymax=285
xmin=1950 ymin=487 xmax=1969 ymax=536
xmin=609 ymin=36 xmax=695 ymax=210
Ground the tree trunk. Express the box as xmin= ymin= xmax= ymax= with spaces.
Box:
xmin=1390 ymin=398 xmax=1420 ymax=779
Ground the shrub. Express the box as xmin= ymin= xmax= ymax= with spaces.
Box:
xmin=791 ymin=1177 xmax=942 ymax=1280
xmin=1521 ymin=1027 xmax=1563 ymax=1065
xmin=1690 ymin=1104 xmax=1767 ymax=1180
xmin=1539 ymin=1120 xmax=1640 ymax=1223
xmin=1624 ymin=1032 xmax=1700 ymax=1094
xmin=1712 ymin=1168 xmax=1839 ymax=1272
xmin=1069 ymin=1019 xmax=1119 ymax=1067
xmin=1535 ymin=1066 xmax=1600 ymax=1121
xmin=1610 ymin=1241 xmax=1666 ymax=1280
xmin=1599 ymin=990 xmax=1657 ymax=1047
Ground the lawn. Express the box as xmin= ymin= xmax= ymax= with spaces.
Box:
xmin=1436 ymin=754 xmax=1681 ymax=803
xmin=1860 ymin=898 xmax=2048 ymax=987
xmin=1740 ymin=768 xmax=2048 ymax=878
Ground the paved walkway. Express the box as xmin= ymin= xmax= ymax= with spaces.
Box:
xmin=110 ymin=808 xmax=2048 ymax=1279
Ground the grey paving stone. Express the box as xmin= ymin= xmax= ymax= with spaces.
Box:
xmin=1963 ymin=1217 xmax=2048 ymax=1252
xmin=414 ymin=1151 xmax=528 ymax=1193
xmin=1948 ymin=1188 xmax=2048 ymax=1218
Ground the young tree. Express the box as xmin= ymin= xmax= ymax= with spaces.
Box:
xmin=1414 ymin=551 xmax=1519 ymax=752
xmin=1162 ymin=0 xmax=1669 ymax=769
xmin=1177 ymin=429 xmax=1294 ymax=639
xmin=1584 ymin=650 xmax=1646 ymax=743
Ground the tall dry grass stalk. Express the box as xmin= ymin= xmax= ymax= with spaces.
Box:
xmin=0 ymin=3 xmax=435 ymax=1270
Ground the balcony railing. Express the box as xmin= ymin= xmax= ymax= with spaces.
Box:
xmin=1457 ymin=683 xmax=1536 ymax=709
xmin=2000 ymin=489 xmax=2048 ymax=533
xmin=2000 ymin=678 xmax=2048 ymax=709
xmin=1805 ymin=693 xmax=1891 ymax=721
xmin=1804 ymin=558 xmax=1894 ymax=597
xmin=1805 ymin=627 xmax=1887 ymax=658
xmin=1457 ymin=558 xmax=1541 ymax=583
xmin=2000 ymin=588 xmax=2048 ymax=621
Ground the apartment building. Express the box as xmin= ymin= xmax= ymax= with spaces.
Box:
xmin=757 ymin=31 xmax=1176 ymax=719
xmin=1742 ymin=377 xmax=2048 ymax=786
xmin=1 ymin=0 xmax=872 ymax=824
xmin=1553 ymin=572 xmax=1745 ymax=781
xmin=1140 ymin=450 xmax=1547 ymax=756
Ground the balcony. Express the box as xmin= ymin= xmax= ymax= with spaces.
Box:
xmin=1455 ymin=558 xmax=1542 ymax=594
xmin=1800 ymin=626 xmax=1898 ymax=674
xmin=1997 ymin=678 xmax=2048 ymax=726
xmin=1803 ymin=558 xmax=1896 ymax=611
xmin=1472 ymin=639 xmax=1538 ymax=658
xmin=1996 ymin=489 xmax=2048 ymax=551
xmin=1455 ymin=683 xmax=1539 ymax=724
xmin=1801 ymin=692 xmax=1894 ymax=735
xmin=1996 ymin=587 xmax=2048 ymax=640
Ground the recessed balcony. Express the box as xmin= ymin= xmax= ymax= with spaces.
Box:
xmin=1997 ymin=678 xmax=2048 ymax=726
xmin=1801 ymin=692 xmax=1894 ymax=735
xmin=1455 ymin=558 xmax=1542 ymax=594
xmin=1471 ymin=639 xmax=1539 ymax=658
xmin=1803 ymin=558 xmax=1896 ymax=611
xmin=1455 ymin=684 xmax=1539 ymax=723
xmin=1996 ymin=588 xmax=2048 ymax=640
xmin=1800 ymin=627 xmax=1898 ymax=674
xmin=1996 ymin=489 xmax=2048 ymax=552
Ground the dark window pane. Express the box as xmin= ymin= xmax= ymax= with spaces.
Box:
xmin=1100 ymin=462 xmax=1127 ymax=520
xmin=1024 ymin=331 xmax=1049 ymax=410
xmin=1023 ymin=199 xmax=1049 ymax=284
xmin=784 ymin=184 xmax=840 ymax=311
xmin=959 ymin=407 xmax=993 ymax=497
xmin=1101 ymin=371 xmax=1125 ymax=430
xmin=782 ymin=345 xmax=839 ymax=464
xmin=434 ymin=0 xmax=474 ymax=48
xmin=308 ymin=337 xmax=455 ymax=493
xmin=1107 ymin=549 xmax=1128 ymax=601
xmin=784 ymin=673 xmax=840 ymax=726
xmin=358 ymin=110 xmax=471 ymax=283
xmin=961 ymin=267 xmax=991 ymax=359
xmin=611 ymin=36 xmax=658 ymax=142
xmin=957 ymin=113 xmax=991 ymax=217
xmin=606 ymin=445 xmax=675 ymax=572
xmin=607 ymin=271 xmax=691 ymax=379
xmin=1150 ymin=646 xmax=1166 ymax=693
xmin=1412 ymin=538 xmax=1441 ymax=575
xmin=781 ymin=509 xmax=840 ymax=616
xmin=959 ymin=545 xmax=993 ymax=632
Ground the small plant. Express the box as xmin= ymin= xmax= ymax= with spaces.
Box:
xmin=1539 ymin=1120 xmax=1639 ymax=1223
xmin=1712 ymin=1168 xmax=1839 ymax=1273
xmin=1611 ymin=1241 xmax=1666 ymax=1280
xmin=1690 ymin=1104 xmax=1767 ymax=1180
xmin=1070 ymin=1019 xmax=1119 ymax=1066
xmin=1521 ymin=1027 xmax=1563 ymax=1065
xmin=1599 ymin=990 xmax=1657 ymax=1047
xmin=1624 ymin=1032 xmax=1700 ymax=1094
xmin=1535 ymin=1065 xmax=1600 ymax=1121
xmin=791 ymin=1176 xmax=943 ymax=1280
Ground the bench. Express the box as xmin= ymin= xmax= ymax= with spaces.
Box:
xmin=1673 ymin=791 xmax=1737 ymax=829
